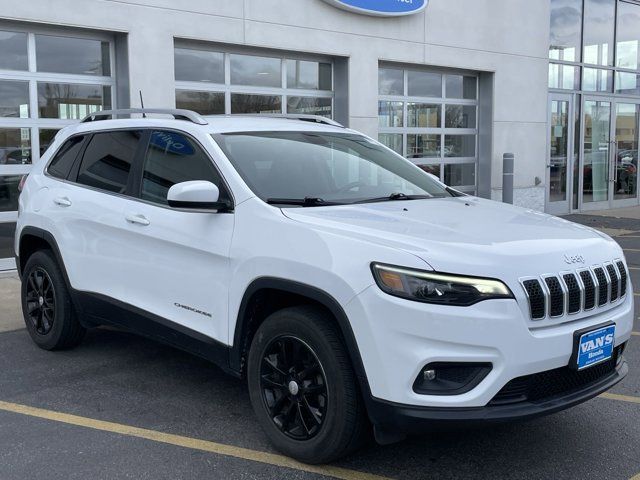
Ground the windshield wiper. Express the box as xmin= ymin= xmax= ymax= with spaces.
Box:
xmin=353 ymin=192 xmax=432 ymax=204
xmin=266 ymin=197 xmax=344 ymax=207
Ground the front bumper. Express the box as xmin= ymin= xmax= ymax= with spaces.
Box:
xmin=367 ymin=359 xmax=627 ymax=431
xmin=344 ymin=284 xmax=634 ymax=409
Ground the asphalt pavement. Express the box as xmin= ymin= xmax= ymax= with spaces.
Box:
xmin=0 ymin=213 xmax=639 ymax=480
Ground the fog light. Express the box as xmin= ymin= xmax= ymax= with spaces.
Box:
xmin=413 ymin=362 xmax=492 ymax=396
xmin=423 ymin=369 xmax=437 ymax=381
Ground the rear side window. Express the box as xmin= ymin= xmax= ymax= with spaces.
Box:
xmin=48 ymin=135 xmax=85 ymax=180
xmin=76 ymin=130 xmax=143 ymax=194
xmin=140 ymin=130 xmax=229 ymax=205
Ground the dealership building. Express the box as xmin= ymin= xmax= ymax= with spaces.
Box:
xmin=0 ymin=0 xmax=639 ymax=269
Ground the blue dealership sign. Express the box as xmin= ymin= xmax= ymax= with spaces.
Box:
xmin=321 ymin=0 xmax=427 ymax=16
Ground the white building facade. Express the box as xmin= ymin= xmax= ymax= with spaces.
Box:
xmin=0 ymin=0 xmax=638 ymax=267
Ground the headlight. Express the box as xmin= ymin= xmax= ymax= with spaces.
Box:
xmin=371 ymin=263 xmax=513 ymax=306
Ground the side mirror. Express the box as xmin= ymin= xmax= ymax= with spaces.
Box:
xmin=167 ymin=181 xmax=229 ymax=211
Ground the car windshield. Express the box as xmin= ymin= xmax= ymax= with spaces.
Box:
xmin=212 ymin=131 xmax=451 ymax=205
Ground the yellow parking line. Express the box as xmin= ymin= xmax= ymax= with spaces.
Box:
xmin=630 ymin=474 xmax=640 ymax=480
xmin=0 ymin=401 xmax=391 ymax=480
xmin=599 ymin=392 xmax=640 ymax=405
xmin=633 ymin=332 xmax=640 ymax=337
xmin=624 ymin=248 xmax=640 ymax=252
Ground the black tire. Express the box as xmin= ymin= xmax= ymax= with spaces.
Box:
xmin=247 ymin=305 xmax=368 ymax=464
xmin=21 ymin=249 xmax=86 ymax=350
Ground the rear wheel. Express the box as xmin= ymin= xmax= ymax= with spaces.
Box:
xmin=21 ymin=250 xmax=85 ymax=350
xmin=247 ymin=306 xmax=368 ymax=464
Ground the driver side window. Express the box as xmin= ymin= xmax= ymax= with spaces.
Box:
xmin=140 ymin=130 xmax=228 ymax=205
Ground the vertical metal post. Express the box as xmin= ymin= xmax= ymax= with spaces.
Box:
xmin=503 ymin=153 xmax=514 ymax=204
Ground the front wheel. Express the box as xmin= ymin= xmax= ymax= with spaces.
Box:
xmin=247 ymin=306 xmax=368 ymax=464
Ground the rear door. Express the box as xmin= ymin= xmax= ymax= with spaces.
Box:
xmin=115 ymin=129 xmax=235 ymax=344
xmin=45 ymin=129 xmax=145 ymax=300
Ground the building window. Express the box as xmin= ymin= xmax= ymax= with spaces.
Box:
xmin=0 ymin=26 xmax=116 ymax=225
xmin=377 ymin=66 xmax=479 ymax=194
xmin=549 ymin=0 xmax=640 ymax=95
xmin=174 ymin=45 xmax=334 ymax=118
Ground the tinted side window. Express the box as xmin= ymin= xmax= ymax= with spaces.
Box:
xmin=48 ymin=135 xmax=85 ymax=179
xmin=76 ymin=130 xmax=142 ymax=194
xmin=141 ymin=130 xmax=228 ymax=205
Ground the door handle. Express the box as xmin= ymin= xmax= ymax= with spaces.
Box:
xmin=125 ymin=213 xmax=150 ymax=226
xmin=53 ymin=197 xmax=72 ymax=207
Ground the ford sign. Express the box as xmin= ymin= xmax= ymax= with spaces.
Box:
xmin=321 ymin=0 xmax=427 ymax=17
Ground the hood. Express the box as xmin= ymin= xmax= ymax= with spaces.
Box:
xmin=281 ymin=196 xmax=622 ymax=278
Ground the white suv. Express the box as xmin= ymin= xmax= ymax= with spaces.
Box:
xmin=15 ymin=109 xmax=632 ymax=463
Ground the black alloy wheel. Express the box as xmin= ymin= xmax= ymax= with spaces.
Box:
xmin=260 ymin=336 xmax=328 ymax=440
xmin=25 ymin=267 xmax=56 ymax=335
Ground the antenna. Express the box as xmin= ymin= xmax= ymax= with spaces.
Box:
xmin=139 ymin=90 xmax=147 ymax=118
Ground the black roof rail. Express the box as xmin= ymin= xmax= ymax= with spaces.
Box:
xmin=227 ymin=114 xmax=344 ymax=128
xmin=81 ymin=108 xmax=208 ymax=125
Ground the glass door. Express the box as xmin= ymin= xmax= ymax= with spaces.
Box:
xmin=581 ymin=98 xmax=612 ymax=210
xmin=611 ymin=101 xmax=640 ymax=208
xmin=546 ymin=94 xmax=574 ymax=214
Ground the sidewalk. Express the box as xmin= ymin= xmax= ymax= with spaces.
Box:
xmin=0 ymin=273 xmax=23 ymax=333
xmin=562 ymin=206 xmax=640 ymax=235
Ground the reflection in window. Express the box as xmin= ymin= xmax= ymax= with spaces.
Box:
xmin=378 ymin=68 xmax=404 ymax=95
xmin=37 ymin=83 xmax=110 ymax=119
xmin=445 ymin=75 xmax=476 ymax=100
xmin=378 ymin=101 xmax=403 ymax=127
xmin=415 ymin=163 xmax=440 ymax=179
xmin=39 ymin=129 xmax=60 ymax=157
xmin=286 ymin=60 xmax=332 ymax=90
xmin=407 ymin=103 xmax=440 ymax=128
xmin=445 ymin=135 xmax=476 ymax=158
xmin=583 ymin=68 xmax=613 ymax=92
xmin=76 ymin=131 xmax=142 ymax=194
xmin=0 ymin=176 xmax=21 ymax=212
xmin=583 ymin=0 xmax=615 ymax=66
xmin=35 ymin=35 xmax=110 ymax=76
xmin=549 ymin=0 xmax=582 ymax=62
xmin=142 ymin=131 xmax=226 ymax=205
xmin=230 ymin=54 xmax=281 ymax=88
xmin=176 ymin=90 xmax=225 ymax=115
xmin=616 ymin=72 xmax=640 ymax=96
xmin=231 ymin=94 xmax=281 ymax=114
xmin=0 ymin=80 xmax=29 ymax=118
xmin=444 ymin=163 xmax=476 ymax=187
xmin=445 ymin=105 xmax=476 ymax=129
xmin=0 ymin=128 xmax=31 ymax=165
xmin=616 ymin=1 xmax=640 ymax=70
xmin=0 ymin=30 xmax=28 ymax=71
xmin=407 ymin=134 xmax=440 ymax=158
xmin=47 ymin=135 xmax=84 ymax=179
xmin=174 ymin=48 xmax=224 ymax=83
xmin=287 ymin=97 xmax=332 ymax=117
xmin=548 ymin=63 xmax=580 ymax=90
xmin=378 ymin=133 xmax=402 ymax=155
xmin=407 ymin=71 xmax=442 ymax=97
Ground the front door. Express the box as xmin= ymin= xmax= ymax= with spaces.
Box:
xmin=546 ymin=94 xmax=575 ymax=214
xmin=611 ymin=101 xmax=640 ymax=208
xmin=580 ymin=97 xmax=640 ymax=211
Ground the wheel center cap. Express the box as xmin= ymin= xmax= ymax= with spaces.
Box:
xmin=288 ymin=380 xmax=299 ymax=396
xmin=38 ymin=296 xmax=44 ymax=307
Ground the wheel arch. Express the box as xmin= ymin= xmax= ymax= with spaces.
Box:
xmin=231 ymin=277 xmax=372 ymax=398
xmin=18 ymin=227 xmax=74 ymax=294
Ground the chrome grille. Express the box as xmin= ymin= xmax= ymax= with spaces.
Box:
xmin=522 ymin=279 xmax=546 ymax=320
xmin=521 ymin=259 xmax=627 ymax=320
xmin=593 ymin=267 xmax=608 ymax=306
xmin=617 ymin=261 xmax=628 ymax=297
xmin=544 ymin=276 xmax=564 ymax=317
xmin=562 ymin=273 xmax=581 ymax=314
xmin=578 ymin=270 xmax=596 ymax=310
